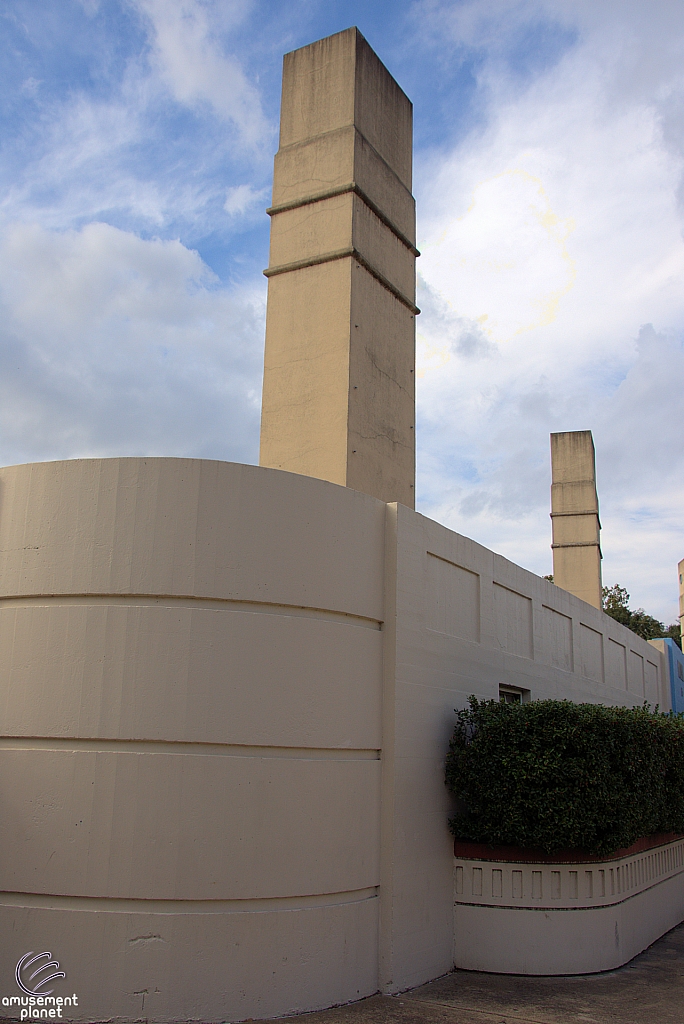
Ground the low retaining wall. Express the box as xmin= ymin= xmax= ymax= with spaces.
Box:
xmin=454 ymin=835 xmax=684 ymax=974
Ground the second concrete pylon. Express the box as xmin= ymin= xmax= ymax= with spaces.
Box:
xmin=550 ymin=429 xmax=603 ymax=608
xmin=259 ymin=27 xmax=417 ymax=507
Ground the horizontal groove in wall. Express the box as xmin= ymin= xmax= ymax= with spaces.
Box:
xmin=0 ymin=593 xmax=382 ymax=630
xmin=0 ymin=737 xmax=381 ymax=760
xmin=0 ymin=886 xmax=379 ymax=915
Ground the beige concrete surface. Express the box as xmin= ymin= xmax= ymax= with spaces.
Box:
xmin=0 ymin=457 xmax=386 ymax=1022
xmin=379 ymin=502 xmax=669 ymax=999
xmin=550 ymin=431 xmax=602 ymax=608
xmin=259 ymin=28 xmax=416 ymax=507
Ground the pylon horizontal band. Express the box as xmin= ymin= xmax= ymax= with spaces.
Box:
xmin=267 ymin=182 xmax=420 ymax=257
xmin=551 ymin=541 xmax=603 ymax=559
xmin=550 ymin=510 xmax=599 ymax=517
xmin=264 ymin=246 xmax=420 ymax=315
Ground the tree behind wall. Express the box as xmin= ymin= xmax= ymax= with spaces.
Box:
xmin=603 ymin=584 xmax=681 ymax=649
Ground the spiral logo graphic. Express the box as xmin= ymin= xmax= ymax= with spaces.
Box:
xmin=15 ymin=953 xmax=66 ymax=996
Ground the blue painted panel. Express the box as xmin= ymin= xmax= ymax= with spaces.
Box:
xmin=664 ymin=638 xmax=684 ymax=715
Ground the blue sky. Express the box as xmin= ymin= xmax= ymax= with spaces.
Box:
xmin=2 ymin=0 xmax=684 ymax=622
xmin=2 ymin=0 xmax=564 ymax=277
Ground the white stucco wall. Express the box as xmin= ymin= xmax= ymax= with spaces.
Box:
xmin=380 ymin=503 xmax=670 ymax=993
xmin=0 ymin=458 xmax=670 ymax=1019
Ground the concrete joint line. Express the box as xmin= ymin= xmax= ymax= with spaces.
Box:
xmin=351 ymin=250 xmax=420 ymax=314
xmin=551 ymin=542 xmax=603 ymax=551
xmin=410 ymin=998 xmax=552 ymax=1024
xmin=0 ymin=886 xmax=380 ymax=915
xmin=0 ymin=736 xmax=382 ymax=759
xmin=0 ymin=592 xmax=383 ymax=629
xmin=264 ymin=248 xmax=420 ymax=315
xmin=549 ymin=510 xmax=599 ymax=517
xmin=264 ymin=245 xmax=355 ymax=278
xmin=267 ymin=182 xmax=420 ymax=256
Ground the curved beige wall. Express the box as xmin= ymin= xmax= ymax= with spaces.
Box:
xmin=0 ymin=458 xmax=386 ymax=1022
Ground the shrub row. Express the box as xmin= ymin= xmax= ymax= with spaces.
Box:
xmin=445 ymin=698 xmax=684 ymax=856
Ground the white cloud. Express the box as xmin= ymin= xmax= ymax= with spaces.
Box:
xmin=1 ymin=87 xmax=166 ymax=230
xmin=422 ymin=169 xmax=576 ymax=346
xmin=21 ymin=77 xmax=41 ymax=96
xmin=413 ymin=0 xmax=574 ymax=57
xmin=224 ymin=183 xmax=267 ymax=216
xmin=414 ymin=0 xmax=684 ymax=621
xmin=134 ymin=0 xmax=268 ymax=147
xmin=0 ymin=222 xmax=264 ymax=467
xmin=0 ymin=1 xmax=274 ymax=239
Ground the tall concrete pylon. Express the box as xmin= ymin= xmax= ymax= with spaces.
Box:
xmin=550 ymin=430 xmax=603 ymax=608
xmin=259 ymin=27 xmax=417 ymax=507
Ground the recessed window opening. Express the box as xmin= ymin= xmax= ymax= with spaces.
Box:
xmin=499 ymin=684 xmax=529 ymax=704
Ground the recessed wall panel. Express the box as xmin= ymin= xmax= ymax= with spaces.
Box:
xmin=580 ymin=623 xmax=604 ymax=682
xmin=493 ymin=584 xmax=533 ymax=659
xmin=606 ymin=638 xmax=627 ymax=690
xmin=541 ymin=606 xmax=573 ymax=672
xmin=629 ymin=651 xmax=645 ymax=696
xmin=645 ymin=660 xmax=659 ymax=705
xmin=426 ymin=554 xmax=479 ymax=642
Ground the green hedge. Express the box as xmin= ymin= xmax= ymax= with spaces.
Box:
xmin=446 ymin=698 xmax=684 ymax=856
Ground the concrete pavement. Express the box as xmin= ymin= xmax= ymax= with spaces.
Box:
xmin=272 ymin=921 xmax=684 ymax=1024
